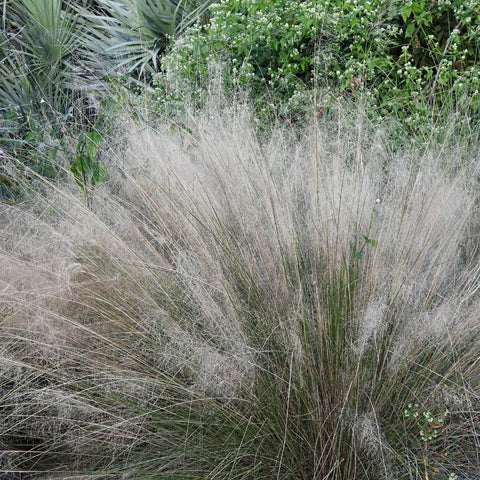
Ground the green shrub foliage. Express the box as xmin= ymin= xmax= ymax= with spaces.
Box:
xmin=159 ymin=0 xmax=480 ymax=130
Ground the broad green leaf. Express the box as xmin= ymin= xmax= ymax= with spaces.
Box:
xmin=405 ymin=21 xmax=415 ymax=38
xmin=401 ymin=7 xmax=412 ymax=23
xmin=85 ymin=130 xmax=102 ymax=161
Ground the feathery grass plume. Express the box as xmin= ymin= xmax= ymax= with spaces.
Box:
xmin=0 ymin=98 xmax=479 ymax=479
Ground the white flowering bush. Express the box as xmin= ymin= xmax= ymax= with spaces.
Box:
xmin=158 ymin=0 xmax=339 ymax=121
xmin=158 ymin=0 xmax=400 ymax=121
xmin=157 ymin=0 xmax=480 ymax=133
xmin=377 ymin=0 xmax=480 ymax=131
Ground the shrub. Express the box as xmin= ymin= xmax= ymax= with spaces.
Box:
xmin=158 ymin=0 xmax=343 ymax=122
xmin=375 ymin=0 xmax=480 ymax=132
xmin=1 ymin=100 xmax=479 ymax=479
xmin=158 ymin=0 xmax=480 ymax=133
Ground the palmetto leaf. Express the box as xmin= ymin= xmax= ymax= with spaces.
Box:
xmin=0 ymin=0 xmax=83 ymax=114
xmin=78 ymin=0 xmax=213 ymax=76
xmin=138 ymin=0 xmax=179 ymax=37
xmin=19 ymin=0 xmax=78 ymax=65
xmin=0 ymin=38 xmax=35 ymax=111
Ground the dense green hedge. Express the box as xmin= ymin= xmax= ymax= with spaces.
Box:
xmin=158 ymin=0 xmax=480 ymax=131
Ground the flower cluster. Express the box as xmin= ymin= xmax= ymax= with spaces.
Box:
xmin=156 ymin=0 xmax=480 ymax=133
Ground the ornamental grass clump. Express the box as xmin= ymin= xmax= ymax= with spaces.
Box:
xmin=0 ymin=101 xmax=479 ymax=479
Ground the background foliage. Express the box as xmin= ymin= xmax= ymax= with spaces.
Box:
xmin=1 ymin=0 xmax=480 ymax=172
xmin=158 ymin=0 xmax=480 ymax=131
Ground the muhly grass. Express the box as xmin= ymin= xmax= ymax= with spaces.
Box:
xmin=0 ymin=102 xmax=479 ymax=479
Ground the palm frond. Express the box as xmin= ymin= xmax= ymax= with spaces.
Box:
xmin=78 ymin=0 xmax=213 ymax=77
xmin=0 ymin=0 xmax=84 ymax=115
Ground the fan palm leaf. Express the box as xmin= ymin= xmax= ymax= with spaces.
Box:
xmin=0 ymin=0 xmax=82 ymax=115
xmin=0 ymin=37 xmax=35 ymax=113
xmin=79 ymin=0 xmax=213 ymax=77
